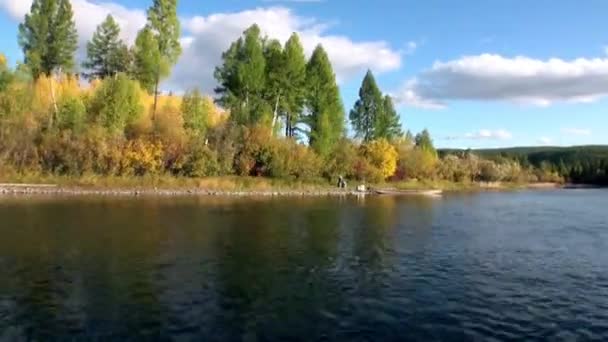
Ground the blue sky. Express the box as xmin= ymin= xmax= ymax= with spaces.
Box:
xmin=1 ymin=0 xmax=607 ymax=148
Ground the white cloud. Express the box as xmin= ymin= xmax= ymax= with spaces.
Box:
xmin=464 ymin=129 xmax=513 ymax=140
xmin=0 ymin=1 xmax=402 ymax=93
xmin=562 ymin=128 xmax=592 ymax=136
xmin=404 ymin=41 xmax=417 ymax=55
xmin=1 ymin=0 xmax=147 ymax=46
xmin=395 ymin=54 xmax=608 ymax=108
xmin=537 ymin=137 xmax=553 ymax=145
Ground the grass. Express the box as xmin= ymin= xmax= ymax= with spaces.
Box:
xmin=0 ymin=171 xmax=547 ymax=193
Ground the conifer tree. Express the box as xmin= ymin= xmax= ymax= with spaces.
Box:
xmin=280 ymin=33 xmax=307 ymax=138
xmin=215 ymin=25 xmax=268 ymax=126
xmin=306 ymin=45 xmax=345 ymax=156
xmin=132 ymin=27 xmax=163 ymax=94
xmin=376 ymin=95 xmax=403 ymax=140
xmin=18 ymin=0 xmax=78 ymax=125
xmin=83 ymin=15 xmax=131 ymax=79
xmin=349 ymin=70 xmax=384 ymax=142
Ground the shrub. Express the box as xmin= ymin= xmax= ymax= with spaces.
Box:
xmin=56 ymin=96 xmax=86 ymax=132
xmin=323 ymin=138 xmax=358 ymax=181
xmin=360 ymin=139 xmax=398 ymax=180
xmin=89 ymin=73 xmax=144 ymax=133
xmin=122 ymin=139 xmax=164 ymax=176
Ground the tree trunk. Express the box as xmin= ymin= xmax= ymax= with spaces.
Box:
xmin=48 ymin=74 xmax=58 ymax=128
xmin=272 ymin=92 xmax=281 ymax=135
xmin=152 ymin=70 xmax=160 ymax=122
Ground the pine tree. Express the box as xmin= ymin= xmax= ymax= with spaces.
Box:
xmin=18 ymin=0 xmax=78 ymax=126
xmin=215 ymin=25 xmax=268 ymax=126
xmin=83 ymin=15 xmax=131 ymax=80
xmin=145 ymin=0 xmax=182 ymax=118
xmin=18 ymin=0 xmax=78 ymax=78
xmin=281 ymin=33 xmax=307 ymax=138
xmin=306 ymin=45 xmax=345 ymax=156
xmin=375 ymin=95 xmax=403 ymax=140
xmin=132 ymin=27 xmax=163 ymax=94
xmin=349 ymin=70 xmax=384 ymax=142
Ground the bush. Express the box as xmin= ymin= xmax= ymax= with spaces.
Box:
xmin=324 ymin=138 xmax=358 ymax=181
xmin=269 ymin=139 xmax=322 ymax=180
xmin=360 ymin=139 xmax=398 ymax=180
xmin=56 ymin=96 xmax=86 ymax=132
xmin=122 ymin=139 xmax=164 ymax=176
xmin=89 ymin=73 xmax=144 ymax=133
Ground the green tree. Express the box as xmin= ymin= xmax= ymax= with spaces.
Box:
xmin=18 ymin=0 xmax=78 ymax=78
xmin=89 ymin=73 xmax=144 ymax=133
xmin=305 ymin=45 xmax=345 ymax=156
xmin=349 ymin=70 xmax=383 ymax=142
xmin=145 ymin=0 xmax=182 ymax=118
xmin=415 ymin=129 xmax=436 ymax=154
xmin=215 ymin=25 xmax=268 ymax=126
xmin=263 ymin=39 xmax=284 ymax=133
xmin=375 ymin=95 xmax=403 ymax=140
xmin=18 ymin=0 xmax=78 ymax=125
xmin=280 ymin=33 xmax=307 ymax=138
xmin=181 ymin=89 xmax=210 ymax=136
xmin=82 ymin=15 xmax=131 ymax=80
xmin=131 ymin=27 xmax=163 ymax=94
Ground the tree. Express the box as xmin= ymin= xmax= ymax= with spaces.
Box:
xmin=280 ymin=33 xmax=307 ymax=138
xmin=82 ymin=15 xmax=131 ymax=80
xmin=376 ymin=95 xmax=403 ymax=140
xmin=18 ymin=0 xmax=78 ymax=125
xmin=415 ymin=129 xmax=436 ymax=153
xmin=215 ymin=25 xmax=268 ymax=126
xmin=305 ymin=45 xmax=345 ymax=156
xmin=88 ymin=73 xmax=144 ymax=133
xmin=182 ymin=89 xmax=211 ymax=136
xmin=145 ymin=0 xmax=182 ymax=118
xmin=263 ymin=39 xmax=284 ymax=133
xmin=350 ymin=70 xmax=383 ymax=142
xmin=132 ymin=27 xmax=163 ymax=94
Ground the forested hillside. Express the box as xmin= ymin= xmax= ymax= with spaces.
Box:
xmin=441 ymin=146 xmax=608 ymax=184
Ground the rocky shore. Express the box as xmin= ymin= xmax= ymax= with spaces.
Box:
xmin=0 ymin=183 xmax=366 ymax=197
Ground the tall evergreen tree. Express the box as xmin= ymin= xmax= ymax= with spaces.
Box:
xmin=18 ymin=0 xmax=78 ymax=79
xmin=215 ymin=25 xmax=268 ymax=126
xmin=305 ymin=45 xmax=345 ymax=156
xmin=132 ymin=27 xmax=163 ymax=94
xmin=82 ymin=15 xmax=130 ymax=79
xmin=18 ymin=0 xmax=78 ymax=125
xmin=145 ymin=0 xmax=182 ymax=118
xmin=375 ymin=95 xmax=403 ymax=140
xmin=349 ymin=70 xmax=384 ymax=142
xmin=280 ymin=33 xmax=307 ymax=138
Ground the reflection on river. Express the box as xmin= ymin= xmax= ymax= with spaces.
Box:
xmin=1 ymin=190 xmax=607 ymax=341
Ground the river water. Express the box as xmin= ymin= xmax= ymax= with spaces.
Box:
xmin=0 ymin=190 xmax=607 ymax=341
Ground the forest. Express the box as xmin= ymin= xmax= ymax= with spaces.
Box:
xmin=0 ymin=0 xmax=606 ymax=187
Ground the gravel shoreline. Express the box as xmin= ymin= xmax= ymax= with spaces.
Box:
xmin=0 ymin=184 xmax=367 ymax=197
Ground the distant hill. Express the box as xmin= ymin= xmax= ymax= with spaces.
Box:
xmin=439 ymin=146 xmax=608 ymax=184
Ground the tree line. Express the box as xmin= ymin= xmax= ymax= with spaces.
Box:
xmin=1 ymin=0 xmax=601 ymax=186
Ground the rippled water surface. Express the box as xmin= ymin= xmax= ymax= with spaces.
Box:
xmin=1 ymin=190 xmax=608 ymax=341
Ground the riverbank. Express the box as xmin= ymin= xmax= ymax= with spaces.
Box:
xmin=0 ymin=175 xmax=574 ymax=197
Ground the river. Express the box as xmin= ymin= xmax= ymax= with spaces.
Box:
xmin=1 ymin=190 xmax=607 ymax=341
